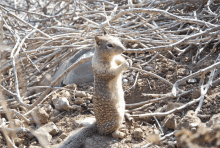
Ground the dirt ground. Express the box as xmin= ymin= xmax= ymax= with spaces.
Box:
xmin=1 ymin=48 xmax=218 ymax=148
xmin=51 ymin=48 xmax=219 ymax=148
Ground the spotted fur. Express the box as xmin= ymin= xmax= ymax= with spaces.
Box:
xmin=92 ymin=35 xmax=129 ymax=135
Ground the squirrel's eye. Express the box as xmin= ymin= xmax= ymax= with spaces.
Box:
xmin=97 ymin=41 xmax=101 ymax=45
xmin=107 ymin=43 xmax=113 ymax=48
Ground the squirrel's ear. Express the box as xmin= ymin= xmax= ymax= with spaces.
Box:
xmin=95 ymin=36 xmax=101 ymax=45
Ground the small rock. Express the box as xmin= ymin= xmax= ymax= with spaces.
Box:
xmin=166 ymin=102 xmax=184 ymax=112
xmin=86 ymin=94 xmax=93 ymax=100
xmin=175 ymin=124 xmax=219 ymax=148
xmin=137 ymin=81 xmax=143 ymax=87
xmin=9 ymin=119 xmax=24 ymax=128
xmin=168 ymin=65 xmax=175 ymax=71
xmin=191 ymin=88 xmax=201 ymax=99
xmin=123 ymin=79 xmax=129 ymax=84
xmin=144 ymin=66 xmax=154 ymax=71
xmin=112 ymin=131 xmax=126 ymax=139
xmin=53 ymin=97 xmax=71 ymax=111
xmin=75 ymin=91 xmax=87 ymax=97
xmin=88 ymin=86 xmax=93 ymax=92
xmin=133 ymin=128 xmax=143 ymax=139
xmin=59 ymin=97 xmax=70 ymax=110
xmin=65 ymin=83 xmax=77 ymax=90
xmin=146 ymin=134 xmax=160 ymax=143
xmin=59 ymin=90 xmax=71 ymax=98
xmin=206 ymin=113 xmax=220 ymax=129
xmin=50 ymin=117 xmax=57 ymax=122
xmin=42 ymin=104 xmax=53 ymax=116
xmin=162 ymin=68 xmax=169 ymax=73
xmin=76 ymin=106 xmax=82 ymax=112
xmin=187 ymin=78 xmax=197 ymax=84
xmin=80 ymin=117 xmax=96 ymax=127
xmin=56 ymin=137 xmax=62 ymax=143
xmin=31 ymin=107 xmax=49 ymax=124
xmin=177 ymin=68 xmax=189 ymax=76
xmin=75 ymin=97 xmax=84 ymax=105
xmin=166 ymin=75 xmax=173 ymax=81
xmin=36 ymin=122 xmax=59 ymax=136
xmin=33 ymin=130 xmax=52 ymax=146
xmin=164 ymin=114 xmax=181 ymax=130
xmin=59 ymin=133 xmax=67 ymax=139
xmin=69 ymin=105 xmax=79 ymax=111
xmin=177 ymin=110 xmax=201 ymax=130
xmin=52 ymin=97 xmax=62 ymax=111
xmin=161 ymin=58 xmax=168 ymax=63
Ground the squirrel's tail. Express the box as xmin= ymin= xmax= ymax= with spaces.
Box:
xmin=56 ymin=123 xmax=98 ymax=148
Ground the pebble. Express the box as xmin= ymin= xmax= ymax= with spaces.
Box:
xmin=53 ymin=97 xmax=71 ymax=111
xmin=177 ymin=110 xmax=201 ymax=130
xmin=206 ymin=113 xmax=220 ymax=128
xmin=144 ymin=66 xmax=154 ymax=71
xmin=43 ymin=104 xmax=53 ymax=116
xmin=86 ymin=94 xmax=93 ymax=100
xmin=31 ymin=107 xmax=49 ymax=124
xmin=166 ymin=102 xmax=184 ymax=112
xmin=59 ymin=90 xmax=71 ymax=98
xmin=75 ymin=91 xmax=87 ymax=97
xmin=59 ymin=97 xmax=70 ymax=111
xmin=10 ymin=119 xmax=24 ymax=128
xmin=59 ymin=133 xmax=68 ymax=139
xmin=177 ymin=68 xmax=189 ymax=76
xmin=112 ymin=131 xmax=126 ymax=139
xmin=133 ymin=128 xmax=143 ymax=139
xmin=164 ymin=113 xmax=180 ymax=130
xmin=36 ymin=122 xmax=59 ymax=136
xmin=187 ymin=78 xmax=197 ymax=84
xmin=75 ymin=97 xmax=84 ymax=105
xmin=80 ymin=117 xmax=96 ymax=127
xmin=123 ymin=79 xmax=129 ymax=84
xmin=33 ymin=130 xmax=52 ymax=146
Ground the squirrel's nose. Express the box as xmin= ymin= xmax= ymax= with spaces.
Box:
xmin=121 ymin=46 xmax=126 ymax=52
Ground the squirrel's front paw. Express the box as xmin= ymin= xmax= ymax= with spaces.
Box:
xmin=127 ymin=59 xmax=132 ymax=67
xmin=124 ymin=59 xmax=132 ymax=69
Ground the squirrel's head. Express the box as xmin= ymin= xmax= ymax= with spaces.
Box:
xmin=94 ymin=35 xmax=126 ymax=56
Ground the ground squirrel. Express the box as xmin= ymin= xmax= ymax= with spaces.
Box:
xmin=55 ymin=35 xmax=131 ymax=148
